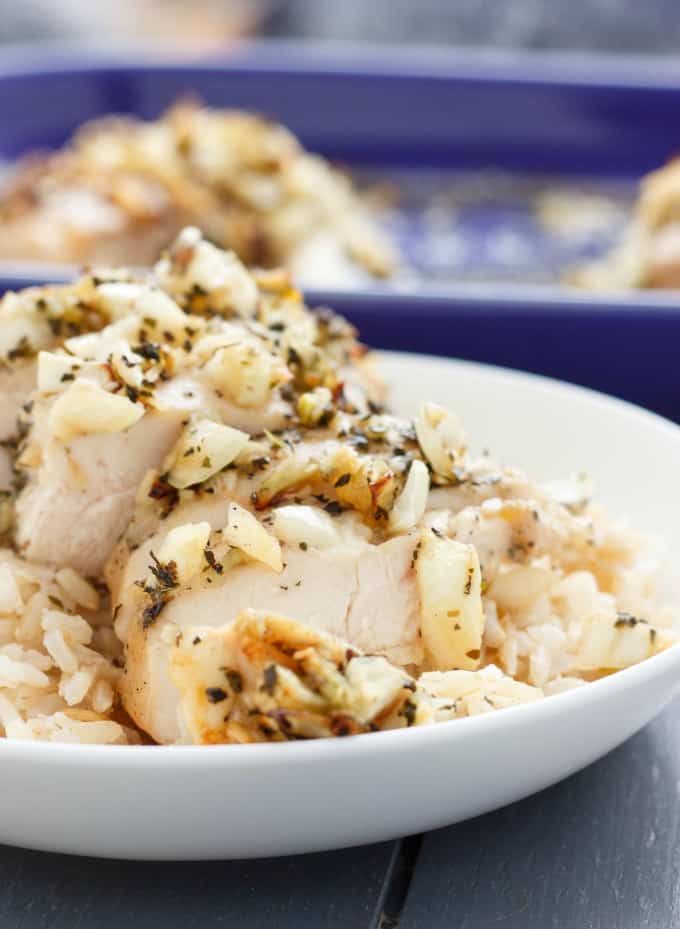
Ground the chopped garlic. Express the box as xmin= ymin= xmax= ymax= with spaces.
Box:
xmin=158 ymin=522 xmax=211 ymax=585
xmin=272 ymin=505 xmax=339 ymax=549
xmin=203 ymin=340 xmax=280 ymax=408
xmin=95 ymin=282 xmax=148 ymax=319
xmin=415 ymin=402 xmax=466 ymax=479
xmin=297 ymin=387 xmax=333 ymax=427
xmin=389 ymin=459 xmax=430 ymax=534
xmin=64 ymin=317 xmax=139 ymax=361
xmin=416 ymin=529 xmax=484 ymax=671
xmin=158 ymin=229 xmax=259 ymax=317
xmin=48 ymin=379 xmax=144 ymax=441
xmin=223 ymin=503 xmax=283 ymax=572
xmin=167 ymin=419 xmax=249 ymax=489
xmin=0 ymin=297 xmax=51 ymax=361
xmin=572 ymin=612 xmax=664 ymax=672
xmin=37 ymin=352 xmax=108 ymax=394
xmin=134 ymin=289 xmax=201 ymax=342
xmin=489 ymin=565 xmax=555 ymax=615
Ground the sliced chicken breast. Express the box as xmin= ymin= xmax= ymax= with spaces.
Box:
xmin=15 ymin=407 xmax=186 ymax=576
xmin=111 ymin=413 xmax=488 ymax=743
xmin=170 ymin=611 xmax=433 ymax=744
xmin=118 ymin=526 xmax=423 ymax=744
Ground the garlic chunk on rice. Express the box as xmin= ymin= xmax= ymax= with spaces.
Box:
xmin=489 ymin=565 xmax=556 ymax=615
xmin=415 ymin=402 xmax=466 ymax=478
xmin=572 ymin=612 xmax=666 ymax=672
xmin=389 ymin=459 xmax=430 ymax=534
xmin=416 ymin=529 xmax=484 ymax=671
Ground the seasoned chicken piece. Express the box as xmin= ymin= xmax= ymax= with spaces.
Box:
xmin=15 ymin=403 xmax=186 ymax=577
xmin=12 ymin=229 xmax=383 ymax=576
xmin=117 ymin=519 xmax=427 ymax=743
xmin=169 ymin=611 xmax=434 ymax=744
xmin=574 ymin=156 xmax=680 ymax=290
xmin=0 ymin=101 xmax=398 ymax=282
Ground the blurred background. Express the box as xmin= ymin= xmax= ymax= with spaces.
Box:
xmin=0 ymin=0 xmax=675 ymax=54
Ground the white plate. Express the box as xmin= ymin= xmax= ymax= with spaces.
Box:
xmin=2 ymin=351 xmax=680 ymax=860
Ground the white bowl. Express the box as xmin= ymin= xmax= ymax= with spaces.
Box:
xmin=2 ymin=351 xmax=680 ymax=860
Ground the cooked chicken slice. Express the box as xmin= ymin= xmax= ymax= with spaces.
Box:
xmin=0 ymin=101 xmax=398 ymax=281
xmin=116 ymin=519 xmax=427 ymax=743
xmin=15 ymin=403 xmax=186 ymax=577
xmin=170 ymin=611 xmax=432 ymax=744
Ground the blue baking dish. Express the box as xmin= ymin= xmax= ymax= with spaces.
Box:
xmin=1 ymin=43 xmax=679 ymax=421
xmin=2 ymin=42 xmax=680 ymax=291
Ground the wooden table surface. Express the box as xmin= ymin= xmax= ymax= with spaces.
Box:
xmin=0 ymin=697 xmax=678 ymax=929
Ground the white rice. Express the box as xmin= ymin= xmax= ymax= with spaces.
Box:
xmin=0 ymin=550 xmax=137 ymax=744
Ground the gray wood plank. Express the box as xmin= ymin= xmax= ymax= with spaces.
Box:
xmin=0 ymin=839 xmax=400 ymax=929
xmin=400 ymin=696 xmax=680 ymax=929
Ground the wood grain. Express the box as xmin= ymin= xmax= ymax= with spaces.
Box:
xmin=400 ymin=697 xmax=680 ymax=929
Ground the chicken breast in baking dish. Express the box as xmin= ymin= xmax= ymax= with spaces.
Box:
xmin=0 ymin=101 xmax=398 ymax=284
xmin=574 ymin=156 xmax=680 ymax=290
xmin=8 ymin=228 xmax=381 ymax=576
